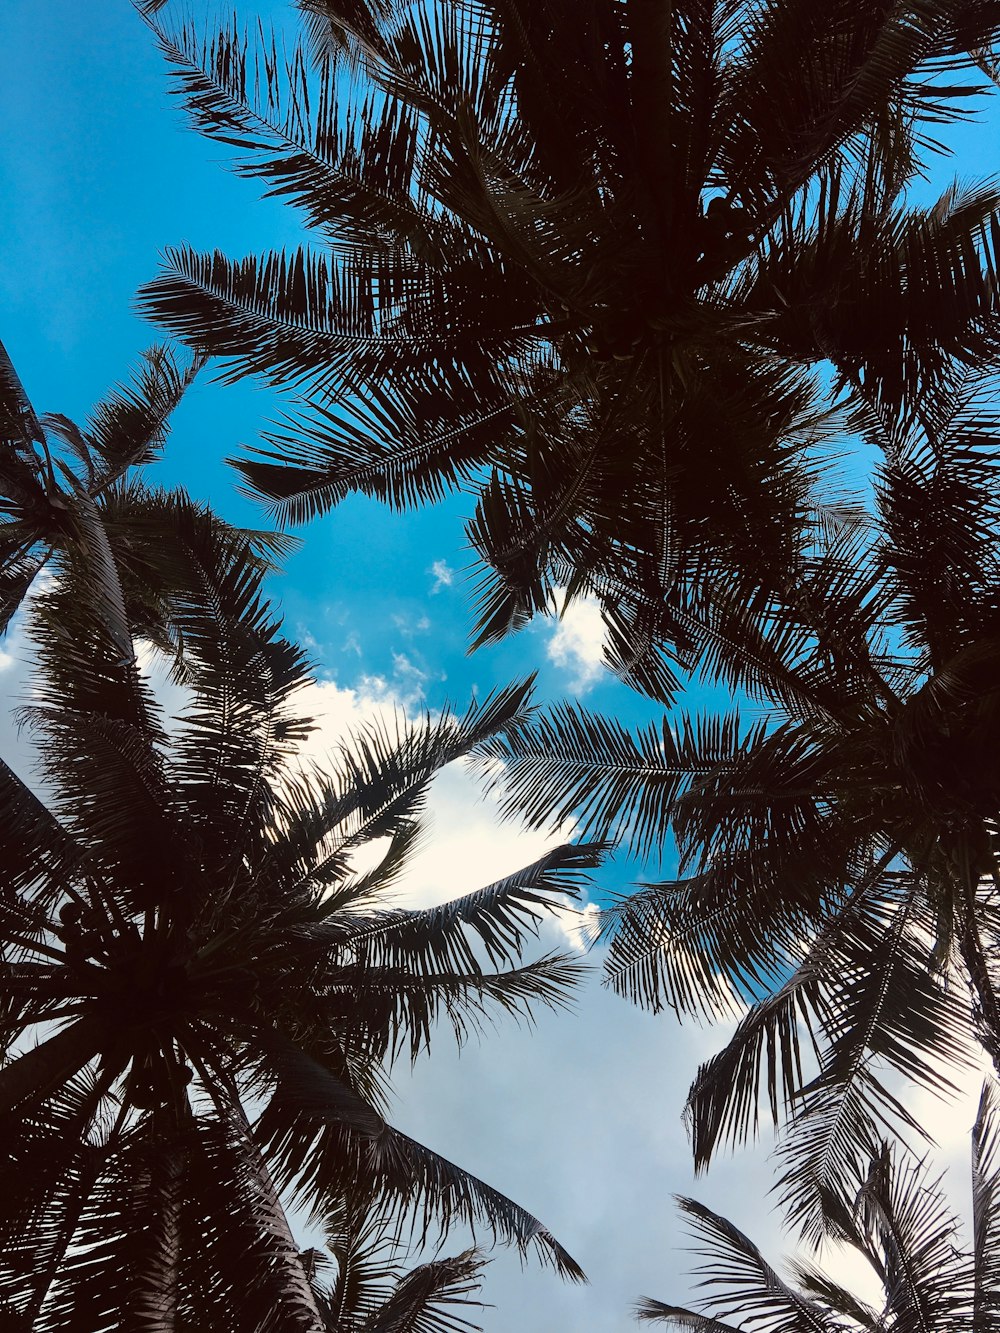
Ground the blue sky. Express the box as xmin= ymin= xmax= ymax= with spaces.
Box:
xmin=4 ymin=3 xmax=1000 ymax=1328
xmin=1 ymin=0 xmax=661 ymax=734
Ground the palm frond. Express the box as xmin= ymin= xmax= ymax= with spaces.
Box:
xmin=633 ymin=1297 xmax=743 ymax=1331
xmin=473 ymin=703 xmax=755 ymax=861
xmin=973 ymin=1078 xmax=1000 ymax=1327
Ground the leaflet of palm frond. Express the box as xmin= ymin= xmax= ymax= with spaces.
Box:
xmin=149 ymin=511 xmax=316 ymax=876
xmin=747 ymin=180 xmax=1000 ymax=423
xmin=770 ymin=917 xmax=973 ymax=1240
xmin=685 ymin=533 xmax=897 ymax=717
xmin=315 ymin=1196 xmax=397 ymax=1328
xmin=0 ymin=1069 xmax=117 ymax=1326
xmin=460 ymin=348 xmax=831 ymax=687
xmin=473 ymin=701 xmax=762 ymax=860
xmin=23 ymin=567 xmax=173 ymax=905
xmin=338 ymin=842 xmax=599 ymax=972
xmin=297 ymin=1 xmax=399 ymax=70
xmin=323 ymin=955 xmax=588 ymax=1069
xmin=465 ymin=471 xmax=567 ymax=650
xmin=0 ymin=543 xmax=46 ymax=634
xmin=973 ymin=1080 xmax=1000 ymax=1327
xmin=0 ymin=757 xmax=80 ymax=906
xmin=605 ymin=810 xmax=892 ymax=1019
xmin=851 ymin=1143 xmax=966 ymax=1329
xmin=253 ymin=1058 xmax=586 ymax=1281
xmin=85 ymin=345 xmax=201 ymax=477
xmin=140 ymin=244 xmax=545 ymax=400
xmin=364 ymin=1249 xmax=488 ymax=1333
xmin=664 ymin=1198 xmax=841 ymax=1332
xmin=785 ymin=1259 xmax=884 ymax=1332
xmin=944 ymin=0 xmax=1000 ymax=51
xmin=321 ymin=678 xmax=535 ymax=835
xmin=0 ymin=338 xmax=44 ymax=469
xmin=147 ymin=17 xmax=433 ymax=248
xmin=872 ymin=367 xmax=1000 ymax=662
xmin=718 ymin=1 xmax=996 ymax=206
xmin=633 ymin=1297 xmax=742 ymax=1330
xmin=678 ymin=870 xmax=968 ymax=1167
xmin=0 ymin=1020 xmax=110 ymax=1123
xmin=312 ymin=1193 xmax=489 ymax=1333
xmin=234 ymin=370 xmax=536 ymax=521
xmin=602 ymin=612 xmax=694 ymax=707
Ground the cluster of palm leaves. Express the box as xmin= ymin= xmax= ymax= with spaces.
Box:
xmin=0 ymin=347 xmax=594 ymax=1327
xmin=8 ymin=0 xmax=1000 ymax=1325
xmin=641 ymin=1081 xmax=1000 ymax=1331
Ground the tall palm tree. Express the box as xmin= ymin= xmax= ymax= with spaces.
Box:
xmin=0 ymin=498 xmax=594 ymax=1328
xmin=137 ymin=0 xmax=1000 ymax=698
xmin=474 ymin=361 xmax=1000 ymax=1234
xmin=637 ymin=1080 xmax=1000 ymax=1332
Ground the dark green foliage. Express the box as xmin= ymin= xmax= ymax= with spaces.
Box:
xmin=640 ymin=1082 xmax=1000 ymax=1331
xmin=138 ymin=0 xmax=1000 ymax=699
xmin=0 ymin=501 xmax=596 ymax=1327
xmin=483 ymin=365 xmax=1000 ymax=1234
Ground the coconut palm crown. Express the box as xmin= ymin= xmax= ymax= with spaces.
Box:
xmin=638 ymin=1080 xmax=1000 ymax=1333
xmin=475 ymin=362 xmax=1000 ymax=1235
xmin=137 ymin=0 xmax=1000 ymax=699
xmin=0 ymin=337 xmax=300 ymax=657
xmin=0 ymin=500 xmax=596 ymax=1329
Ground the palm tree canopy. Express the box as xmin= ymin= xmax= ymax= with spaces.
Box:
xmin=476 ymin=363 xmax=1000 ymax=1234
xmin=0 ymin=500 xmax=596 ymax=1328
xmin=0 ymin=338 xmax=297 ymax=647
xmin=638 ymin=1080 xmax=1000 ymax=1332
xmin=138 ymin=0 xmax=1000 ymax=699
xmin=301 ymin=1194 xmax=489 ymax=1332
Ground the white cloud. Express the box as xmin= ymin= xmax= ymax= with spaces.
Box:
xmin=546 ymin=588 xmax=608 ymax=693
xmin=429 ymin=559 xmax=456 ymax=593
xmin=392 ymin=612 xmax=432 ymax=637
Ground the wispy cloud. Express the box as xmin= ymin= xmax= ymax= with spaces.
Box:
xmin=429 ymin=559 xmax=455 ymax=593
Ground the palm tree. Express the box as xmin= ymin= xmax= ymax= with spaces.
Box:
xmin=474 ymin=361 xmax=1000 ymax=1234
xmin=300 ymin=1195 xmax=489 ymax=1332
xmin=637 ymin=1080 xmax=1000 ymax=1332
xmin=0 ymin=496 xmax=595 ymax=1328
xmin=137 ymin=0 xmax=1000 ymax=697
xmin=0 ymin=337 xmax=296 ymax=645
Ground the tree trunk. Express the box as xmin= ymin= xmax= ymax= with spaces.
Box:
xmin=132 ymin=1142 xmax=184 ymax=1333
xmin=227 ymin=1097 xmax=329 ymax=1333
